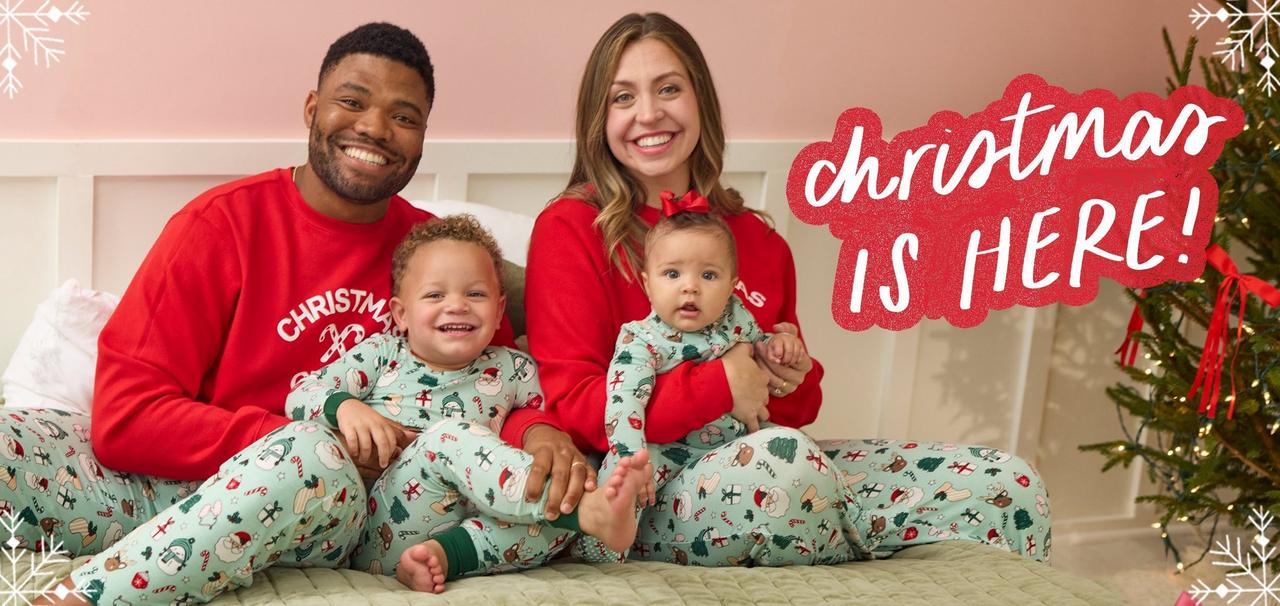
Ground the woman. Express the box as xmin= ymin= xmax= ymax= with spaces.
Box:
xmin=518 ymin=12 xmax=1052 ymax=565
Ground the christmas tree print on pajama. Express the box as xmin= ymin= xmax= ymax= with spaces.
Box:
xmin=286 ymin=332 xmax=642 ymax=582
xmin=582 ymin=296 xmax=869 ymax=564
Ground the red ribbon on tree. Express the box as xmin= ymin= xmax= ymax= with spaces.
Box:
xmin=660 ymin=190 xmax=710 ymax=217
xmin=1188 ymin=244 xmax=1280 ymax=419
xmin=1115 ymin=291 xmax=1147 ymax=367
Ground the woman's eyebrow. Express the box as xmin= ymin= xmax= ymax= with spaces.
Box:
xmin=612 ymin=71 xmax=686 ymax=87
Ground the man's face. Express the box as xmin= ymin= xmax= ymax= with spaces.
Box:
xmin=304 ymin=53 xmax=429 ymax=204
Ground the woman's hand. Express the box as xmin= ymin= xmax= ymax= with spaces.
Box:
xmin=753 ymin=340 xmax=812 ymax=398
xmin=723 ymin=342 xmax=770 ymax=432
xmin=522 ymin=424 xmax=597 ymax=520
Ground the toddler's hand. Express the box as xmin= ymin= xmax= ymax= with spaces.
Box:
xmin=640 ymin=462 xmax=657 ymax=508
xmin=767 ymin=332 xmax=807 ymax=367
xmin=335 ymin=399 xmax=405 ymax=468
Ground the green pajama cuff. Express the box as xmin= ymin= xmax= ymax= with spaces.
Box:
xmin=323 ymin=392 xmax=357 ymax=427
xmin=435 ymin=526 xmax=480 ymax=581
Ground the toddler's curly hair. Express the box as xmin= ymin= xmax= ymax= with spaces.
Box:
xmin=392 ymin=214 xmax=504 ymax=296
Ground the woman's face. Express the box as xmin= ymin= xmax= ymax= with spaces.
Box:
xmin=606 ymin=38 xmax=701 ymax=201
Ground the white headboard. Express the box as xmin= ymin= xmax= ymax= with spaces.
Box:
xmin=0 ymin=139 xmax=802 ymax=365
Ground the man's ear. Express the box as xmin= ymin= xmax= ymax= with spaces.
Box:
xmin=303 ymin=90 xmax=318 ymax=129
xmin=389 ymin=296 xmax=407 ymax=332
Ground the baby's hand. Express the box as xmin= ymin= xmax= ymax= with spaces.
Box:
xmin=767 ymin=332 xmax=807 ymax=367
xmin=772 ymin=322 xmax=799 ymax=336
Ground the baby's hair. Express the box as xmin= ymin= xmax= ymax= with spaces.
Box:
xmin=392 ymin=214 xmax=505 ymax=296
xmin=643 ymin=212 xmax=738 ymax=277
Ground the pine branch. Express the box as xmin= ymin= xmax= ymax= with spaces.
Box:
xmin=1248 ymin=414 xmax=1280 ymax=471
xmin=1213 ymin=425 xmax=1280 ymax=485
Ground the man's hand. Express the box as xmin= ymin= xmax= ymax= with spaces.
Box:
xmin=522 ymin=424 xmax=596 ymax=520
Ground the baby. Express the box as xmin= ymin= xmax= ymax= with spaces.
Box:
xmin=286 ymin=214 xmax=650 ymax=592
xmin=580 ymin=193 xmax=808 ymax=561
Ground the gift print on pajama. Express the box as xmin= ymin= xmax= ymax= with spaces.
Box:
xmin=285 ymin=333 xmax=577 ymax=578
xmin=814 ymin=437 xmax=1052 ymax=562
xmin=0 ymin=408 xmax=368 ymax=605
xmin=600 ymin=296 xmax=767 ymax=481
xmin=585 ymin=296 xmax=869 ymax=566
xmin=0 ymin=409 xmax=202 ymax=558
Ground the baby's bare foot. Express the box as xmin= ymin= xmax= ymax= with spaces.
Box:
xmin=397 ymin=540 xmax=448 ymax=593
xmin=579 ymin=449 xmax=651 ymax=553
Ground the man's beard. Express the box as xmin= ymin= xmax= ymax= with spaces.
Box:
xmin=307 ymin=121 xmax=421 ymax=203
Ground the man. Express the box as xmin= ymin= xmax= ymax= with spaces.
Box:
xmin=24 ymin=22 xmax=588 ymax=606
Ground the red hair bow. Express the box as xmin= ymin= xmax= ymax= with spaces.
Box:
xmin=1188 ymin=244 xmax=1280 ymax=419
xmin=660 ymin=190 xmax=710 ymax=218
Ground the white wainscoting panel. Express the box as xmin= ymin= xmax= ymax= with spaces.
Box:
xmin=0 ymin=139 xmax=1158 ymax=541
xmin=0 ymin=178 xmax=58 ymax=368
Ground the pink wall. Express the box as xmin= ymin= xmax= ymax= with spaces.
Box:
xmin=0 ymin=1 xmax=1202 ymax=140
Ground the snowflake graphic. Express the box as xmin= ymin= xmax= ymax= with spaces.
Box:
xmin=1187 ymin=508 xmax=1279 ymax=605
xmin=0 ymin=0 xmax=89 ymax=100
xmin=1189 ymin=1 xmax=1280 ymax=95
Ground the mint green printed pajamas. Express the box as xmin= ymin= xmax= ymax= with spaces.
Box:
xmin=286 ymin=334 xmax=579 ymax=578
xmin=0 ymin=408 xmax=368 ymax=604
xmin=590 ymin=296 xmax=1052 ymax=566
xmin=584 ymin=297 xmax=871 ymax=565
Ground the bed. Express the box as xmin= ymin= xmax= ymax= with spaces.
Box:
xmin=6 ymin=539 xmax=1120 ymax=605
xmin=0 ymin=202 xmax=1123 ymax=605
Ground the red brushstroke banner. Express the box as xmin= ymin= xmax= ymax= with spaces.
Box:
xmin=787 ymin=73 xmax=1244 ymax=331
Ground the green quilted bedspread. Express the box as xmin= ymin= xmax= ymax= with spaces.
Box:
xmin=7 ymin=540 xmax=1120 ymax=605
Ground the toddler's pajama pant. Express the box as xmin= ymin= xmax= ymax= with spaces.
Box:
xmin=350 ymin=419 xmax=577 ymax=578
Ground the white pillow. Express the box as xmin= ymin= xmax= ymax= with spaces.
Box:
xmin=410 ymin=200 xmax=535 ymax=266
xmin=2 ymin=279 xmax=119 ymax=415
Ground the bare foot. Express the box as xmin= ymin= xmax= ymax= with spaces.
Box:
xmin=578 ymin=449 xmax=650 ymax=553
xmin=396 ymin=540 xmax=448 ymax=593
xmin=31 ymin=578 xmax=90 ymax=606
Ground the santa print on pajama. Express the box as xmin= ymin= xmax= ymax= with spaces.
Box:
xmin=584 ymin=296 xmax=871 ymax=565
xmin=0 ymin=169 xmax=449 ymax=605
xmin=0 ymin=169 xmax=509 ymax=605
xmin=520 ymin=197 xmax=1053 ymax=567
xmin=285 ymin=334 xmax=579 ymax=577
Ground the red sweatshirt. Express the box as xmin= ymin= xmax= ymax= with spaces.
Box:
xmin=94 ymin=169 xmax=512 ymax=480
xmin=508 ymin=196 xmax=824 ymax=454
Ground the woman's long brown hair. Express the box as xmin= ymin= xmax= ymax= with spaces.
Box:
xmin=561 ymin=12 xmax=769 ymax=280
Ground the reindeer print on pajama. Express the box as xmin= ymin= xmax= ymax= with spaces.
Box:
xmin=0 ymin=408 xmax=368 ymax=605
xmin=285 ymin=333 xmax=580 ymax=578
xmin=584 ymin=296 xmax=871 ymax=566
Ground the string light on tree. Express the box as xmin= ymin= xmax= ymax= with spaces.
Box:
xmin=1081 ymin=11 xmax=1280 ymax=573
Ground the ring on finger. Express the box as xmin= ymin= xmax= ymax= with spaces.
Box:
xmin=570 ymin=461 xmax=588 ymax=470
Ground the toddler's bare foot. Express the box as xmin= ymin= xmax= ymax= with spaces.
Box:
xmin=397 ymin=540 xmax=448 ymax=593
xmin=579 ymin=449 xmax=650 ymax=553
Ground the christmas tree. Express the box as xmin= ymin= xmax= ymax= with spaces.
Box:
xmin=1079 ymin=3 xmax=1280 ymax=571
